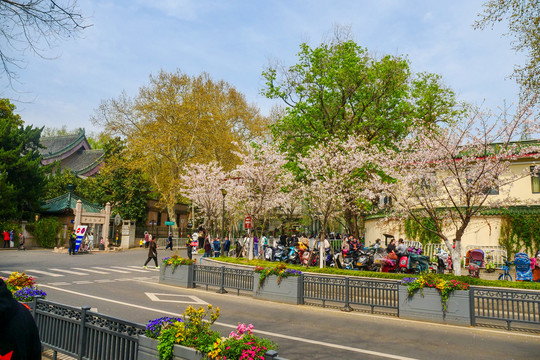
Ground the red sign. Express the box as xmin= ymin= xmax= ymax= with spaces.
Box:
xmin=244 ymin=215 xmax=252 ymax=229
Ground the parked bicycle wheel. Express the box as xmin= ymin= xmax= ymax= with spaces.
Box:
xmin=498 ymin=273 xmax=512 ymax=281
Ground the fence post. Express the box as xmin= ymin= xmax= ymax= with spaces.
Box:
xmin=217 ymin=266 xmax=228 ymax=294
xmin=299 ymin=274 xmax=304 ymax=305
xmin=469 ymin=287 xmax=475 ymax=327
xmin=342 ymin=277 xmax=353 ymax=312
xmin=78 ymin=306 xmax=91 ymax=360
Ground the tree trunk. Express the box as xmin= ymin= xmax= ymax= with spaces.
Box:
xmin=344 ymin=207 xmax=359 ymax=238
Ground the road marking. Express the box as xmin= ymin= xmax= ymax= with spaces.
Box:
xmin=95 ymin=279 xmax=115 ymax=283
xmin=73 ymin=281 xmax=94 ymax=285
xmin=46 ymin=282 xmax=70 ymax=286
xmin=50 ymin=268 xmax=88 ymax=275
xmin=25 ymin=269 xmax=63 ymax=277
xmin=38 ymin=285 xmax=421 ymax=360
xmin=100 ymin=267 xmax=131 ymax=274
xmin=73 ymin=267 xmax=108 ymax=274
xmin=145 ymin=293 xmax=208 ymax=304
xmin=114 ymin=266 xmax=149 ymax=273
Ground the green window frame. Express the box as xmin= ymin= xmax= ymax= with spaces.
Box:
xmin=531 ymin=166 xmax=540 ymax=193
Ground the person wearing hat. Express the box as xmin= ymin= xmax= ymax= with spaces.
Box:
xmin=165 ymin=232 xmax=173 ymax=251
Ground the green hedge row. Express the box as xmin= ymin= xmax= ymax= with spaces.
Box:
xmin=215 ymin=257 xmax=540 ymax=290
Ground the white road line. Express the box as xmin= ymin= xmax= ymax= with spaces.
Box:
xmin=73 ymin=281 xmax=94 ymax=285
xmin=72 ymin=267 xmax=108 ymax=274
xmin=46 ymin=282 xmax=70 ymax=286
xmin=39 ymin=285 xmax=420 ymax=360
xmin=99 ymin=267 xmax=130 ymax=274
xmin=114 ymin=266 xmax=149 ymax=273
xmin=50 ymin=268 xmax=89 ymax=275
xmin=25 ymin=269 xmax=63 ymax=277
xmin=95 ymin=279 xmax=115 ymax=283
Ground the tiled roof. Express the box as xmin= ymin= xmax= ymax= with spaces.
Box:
xmin=39 ymin=128 xmax=104 ymax=177
xmin=63 ymin=149 xmax=105 ymax=176
xmin=39 ymin=129 xmax=88 ymax=160
xmin=41 ymin=192 xmax=103 ymax=214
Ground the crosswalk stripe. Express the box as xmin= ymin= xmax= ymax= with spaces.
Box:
xmin=25 ymin=269 xmax=64 ymax=277
xmin=123 ymin=266 xmax=152 ymax=273
xmin=50 ymin=268 xmax=88 ymax=275
xmin=73 ymin=281 xmax=94 ymax=285
xmin=98 ymin=267 xmax=130 ymax=274
xmin=72 ymin=267 xmax=108 ymax=274
xmin=95 ymin=279 xmax=115 ymax=283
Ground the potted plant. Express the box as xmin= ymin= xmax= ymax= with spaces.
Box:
xmin=159 ymin=255 xmax=195 ymax=288
xmin=254 ymin=264 xmax=303 ymax=304
xmin=139 ymin=305 xmax=279 ymax=360
xmin=1 ymin=272 xmax=46 ymax=311
xmin=139 ymin=305 xmax=220 ymax=360
xmin=209 ymin=323 xmax=277 ymax=359
xmin=399 ymin=274 xmax=470 ymax=325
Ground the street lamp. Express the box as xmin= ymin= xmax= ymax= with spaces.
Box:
xmin=220 ymin=188 xmax=227 ymax=241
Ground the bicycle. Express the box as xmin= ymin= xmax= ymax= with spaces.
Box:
xmin=498 ymin=257 xmax=513 ymax=281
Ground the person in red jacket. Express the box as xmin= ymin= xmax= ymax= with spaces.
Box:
xmin=0 ymin=279 xmax=41 ymax=359
xmin=3 ymin=230 xmax=9 ymax=248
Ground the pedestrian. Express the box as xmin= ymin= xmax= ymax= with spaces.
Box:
xmin=222 ymin=236 xmax=230 ymax=257
xmin=144 ymin=231 xmax=149 ymax=248
xmin=213 ymin=237 xmax=221 ymax=257
xmin=17 ymin=232 xmax=25 ymax=251
xmin=2 ymin=230 xmax=9 ymax=248
xmin=203 ymin=237 xmax=212 ymax=258
xmin=87 ymin=232 xmax=94 ymax=250
xmin=143 ymin=236 xmax=159 ymax=269
xmin=186 ymin=235 xmax=192 ymax=260
xmin=0 ymin=278 xmax=42 ymax=359
xmin=9 ymin=230 xmax=14 ymax=248
xmin=253 ymin=235 xmax=259 ymax=258
xmin=165 ymin=233 xmax=173 ymax=251
xmin=68 ymin=230 xmax=77 ymax=255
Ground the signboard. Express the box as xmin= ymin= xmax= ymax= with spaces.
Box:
xmin=75 ymin=225 xmax=87 ymax=252
xmin=244 ymin=215 xmax=252 ymax=229
xmin=165 ymin=221 xmax=175 ymax=226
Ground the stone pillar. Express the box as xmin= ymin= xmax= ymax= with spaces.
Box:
xmin=74 ymin=200 xmax=82 ymax=230
xmin=103 ymin=202 xmax=111 ymax=247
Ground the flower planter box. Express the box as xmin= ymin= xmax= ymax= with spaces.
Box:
xmin=398 ymin=287 xmax=471 ymax=326
xmin=253 ymin=273 xmax=302 ymax=305
xmin=138 ymin=335 xmax=206 ymax=360
xmin=159 ymin=265 xmax=194 ymax=288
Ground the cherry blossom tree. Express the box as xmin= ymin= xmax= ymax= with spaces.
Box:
xmin=297 ymin=137 xmax=374 ymax=267
xmin=180 ymin=162 xmax=228 ymax=239
xmin=231 ymin=141 xmax=290 ymax=258
xmin=372 ymin=103 xmax=540 ymax=275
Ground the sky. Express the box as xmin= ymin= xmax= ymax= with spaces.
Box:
xmin=1 ymin=0 xmax=525 ymax=136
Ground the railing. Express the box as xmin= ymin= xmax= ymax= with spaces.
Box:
xmin=302 ymin=275 xmax=399 ymax=313
xmin=470 ymin=287 xmax=540 ymax=330
xmin=32 ymin=298 xmax=145 ymax=359
xmin=193 ymin=265 xmax=253 ymax=294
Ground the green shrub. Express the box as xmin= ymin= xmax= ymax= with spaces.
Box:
xmin=215 ymin=257 xmax=540 ymax=290
xmin=32 ymin=218 xmax=61 ymax=248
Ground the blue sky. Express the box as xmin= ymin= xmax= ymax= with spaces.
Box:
xmin=2 ymin=0 xmax=524 ymax=136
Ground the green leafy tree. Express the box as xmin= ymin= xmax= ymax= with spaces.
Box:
xmin=475 ymin=0 xmax=540 ymax=103
xmin=263 ymin=39 xmax=461 ymax=157
xmin=0 ymin=99 xmax=48 ymax=220
xmin=89 ymin=137 xmax=152 ymax=224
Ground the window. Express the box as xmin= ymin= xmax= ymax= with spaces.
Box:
xmin=379 ymin=195 xmax=392 ymax=208
xmin=532 ymin=166 xmax=540 ymax=193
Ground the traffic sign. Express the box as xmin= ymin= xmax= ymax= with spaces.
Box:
xmin=165 ymin=221 xmax=175 ymax=226
xmin=244 ymin=215 xmax=252 ymax=229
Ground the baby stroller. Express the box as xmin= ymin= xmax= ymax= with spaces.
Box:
xmin=467 ymin=249 xmax=485 ymax=278
xmin=514 ymin=252 xmax=533 ymax=281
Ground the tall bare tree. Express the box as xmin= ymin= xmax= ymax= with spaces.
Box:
xmin=0 ymin=0 xmax=88 ymax=82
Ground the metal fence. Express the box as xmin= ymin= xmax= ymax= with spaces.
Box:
xmin=193 ymin=265 xmax=254 ymax=294
xmin=33 ymin=298 xmax=145 ymax=360
xmin=471 ymin=287 xmax=540 ymax=330
xmin=303 ymin=275 xmax=399 ymax=313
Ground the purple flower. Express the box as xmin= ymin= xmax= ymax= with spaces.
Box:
xmin=13 ymin=287 xmax=46 ymax=302
xmin=145 ymin=316 xmax=183 ymax=339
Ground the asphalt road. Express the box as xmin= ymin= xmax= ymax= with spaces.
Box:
xmin=1 ymin=248 xmax=539 ymax=360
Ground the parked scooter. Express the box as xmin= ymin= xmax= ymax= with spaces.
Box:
xmin=434 ymin=248 xmax=449 ymax=274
